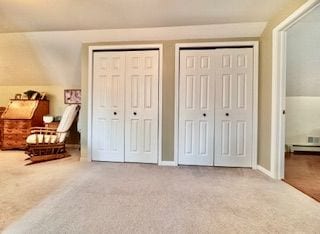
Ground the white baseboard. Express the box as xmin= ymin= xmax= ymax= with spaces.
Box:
xmin=257 ymin=165 xmax=273 ymax=178
xmin=159 ymin=161 xmax=177 ymax=166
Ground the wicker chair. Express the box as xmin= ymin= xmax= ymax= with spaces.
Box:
xmin=25 ymin=104 xmax=80 ymax=164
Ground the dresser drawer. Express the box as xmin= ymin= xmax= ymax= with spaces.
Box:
xmin=2 ymin=140 xmax=27 ymax=149
xmin=2 ymin=134 xmax=28 ymax=149
xmin=3 ymin=133 xmax=28 ymax=140
xmin=3 ymin=128 xmax=30 ymax=135
xmin=4 ymin=120 xmax=31 ymax=129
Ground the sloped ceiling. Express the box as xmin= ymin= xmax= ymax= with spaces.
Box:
xmin=0 ymin=0 xmax=296 ymax=87
xmin=286 ymin=5 xmax=320 ymax=96
xmin=0 ymin=0 xmax=292 ymax=33
xmin=0 ymin=23 xmax=265 ymax=86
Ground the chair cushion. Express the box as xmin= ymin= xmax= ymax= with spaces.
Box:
xmin=56 ymin=104 xmax=79 ymax=142
xmin=57 ymin=104 xmax=79 ymax=132
xmin=26 ymin=134 xmax=58 ymax=144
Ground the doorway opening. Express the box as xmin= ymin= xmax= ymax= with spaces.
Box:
xmin=283 ymin=5 xmax=320 ymax=201
xmin=272 ymin=0 xmax=320 ymax=200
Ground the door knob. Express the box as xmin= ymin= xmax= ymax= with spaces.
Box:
xmin=225 ymin=113 xmax=229 ymax=116
xmin=203 ymin=113 xmax=206 ymax=117
xmin=114 ymin=112 xmax=117 ymax=115
xmin=133 ymin=112 xmax=137 ymax=115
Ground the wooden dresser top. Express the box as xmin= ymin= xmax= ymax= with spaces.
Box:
xmin=1 ymin=100 xmax=48 ymax=120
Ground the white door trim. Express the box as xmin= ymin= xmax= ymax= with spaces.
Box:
xmin=271 ymin=0 xmax=320 ymax=179
xmin=174 ymin=41 xmax=259 ymax=168
xmin=88 ymin=44 xmax=163 ymax=165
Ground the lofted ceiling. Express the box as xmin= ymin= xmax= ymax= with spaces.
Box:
xmin=0 ymin=0 xmax=293 ymax=33
xmin=286 ymin=5 xmax=320 ymax=97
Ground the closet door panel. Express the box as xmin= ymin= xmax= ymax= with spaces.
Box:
xmin=92 ymin=52 xmax=125 ymax=162
xmin=178 ymin=50 xmax=215 ymax=166
xmin=125 ymin=51 xmax=159 ymax=163
xmin=214 ymin=48 xmax=253 ymax=167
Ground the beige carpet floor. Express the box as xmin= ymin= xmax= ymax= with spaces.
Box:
xmin=0 ymin=149 xmax=82 ymax=231
xmin=3 ymin=161 xmax=320 ymax=233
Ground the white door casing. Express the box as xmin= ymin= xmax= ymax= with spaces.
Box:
xmin=125 ymin=51 xmax=159 ymax=163
xmin=92 ymin=52 xmax=126 ymax=162
xmin=178 ymin=50 xmax=215 ymax=166
xmin=271 ymin=0 xmax=320 ymax=179
xmin=214 ymin=48 xmax=253 ymax=167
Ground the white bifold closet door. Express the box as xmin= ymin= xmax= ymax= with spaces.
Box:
xmin=178 ymin=50 xmax=215 ymax=166
xmin=92 ymin=50 xmax=159 ymax=164
xmin=178 ymin=48 xmax=253 ymax=167
xmin=214 ymin=48 xmax=253 ymax=167
xmin=125 ymin=51 xmax=159 ymax=163
xmin=92 ymin=52 xmax=126 ymax=162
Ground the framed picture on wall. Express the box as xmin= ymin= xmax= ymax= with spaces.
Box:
xmin=64 ymin=89 xmax=81 ymax=104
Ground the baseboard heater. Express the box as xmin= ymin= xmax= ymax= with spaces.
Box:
xmin=290 ymin=144 xmax=320 ymax=153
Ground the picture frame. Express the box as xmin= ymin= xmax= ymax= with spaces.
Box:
xmin=64 ymin=89 xmax=81 ymax=104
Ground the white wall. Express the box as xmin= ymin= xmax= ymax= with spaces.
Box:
xmin=286 ymin=5 xmax=320 ymax=96
xmin=285 ymin=5 xmax=320 ymax=146
xmin=285 ymin=97 xmax=320 ymax=145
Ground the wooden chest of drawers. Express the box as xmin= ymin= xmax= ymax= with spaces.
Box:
xmin=1 ymin=120 xmax=32 ymax=149
xmin=1 ymin=100 xmax=49 ymax=150
xmin=0 ymin=107 xmax=5 ymax=148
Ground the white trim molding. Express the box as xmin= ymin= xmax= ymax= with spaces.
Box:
xmin=158 ymin=161 xmax=178 ymax=166
xmin=271 ymin=0 xmax=320 ymax=179
xmin=257 ymin=165 xmax=273 ymax=178
xmin=174 ymin=41 xmax=259 ymax=168
xmin=79 ymin=22 xmax=266 ymax=43
xmin=87 ymin=44 xmax=163 ymax=165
